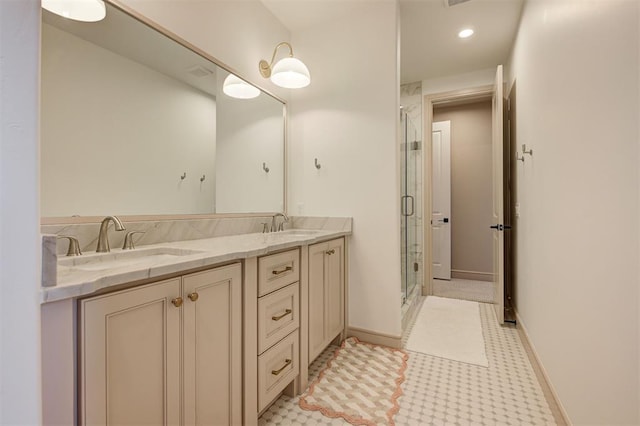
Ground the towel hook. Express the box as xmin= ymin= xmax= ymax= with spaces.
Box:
xmin=180 ymin=172 xmax=187 ymax=180
xmin=314 ymin=158 xmax=321 ymax=170
xmin=263 ymin=162 xmax=270 ymax=173
xmin=517 ymin=144 xmax=533 ymax=163
xmin=200 ymin=174 xmax=206 ymax=182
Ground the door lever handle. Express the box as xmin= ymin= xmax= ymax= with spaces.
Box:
xmin=490 ymin=224 xmax=503 ymax=230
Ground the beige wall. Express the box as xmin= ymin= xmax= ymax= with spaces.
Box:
xmin=433 ymin=101 xmax=493 ymax=279
xmin=507 ymin=0 xmax=639 ymax=423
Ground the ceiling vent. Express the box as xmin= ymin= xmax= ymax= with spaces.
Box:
xmin=186 ymin=65 xmax=214 ymax=78
xmin=444 ymin=0 xmax=471 ymax=7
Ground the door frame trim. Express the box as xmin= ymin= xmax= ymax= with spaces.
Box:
xmin=423 ymin=84 xmax=493 ymax=297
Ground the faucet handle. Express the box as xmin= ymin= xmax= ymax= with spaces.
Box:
xmin=122 ymin=231 xmax=145 ymax=250
xmin=57 ymin=235 xmax=82 ymax=256
xmin=261 ymin=222 xmax=270 ymax=233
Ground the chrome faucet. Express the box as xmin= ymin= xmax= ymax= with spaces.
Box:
xmin=271 ymin=212 xmax=289 ymax=232
xmin=96 ymin=216 xmax=126 ymax=253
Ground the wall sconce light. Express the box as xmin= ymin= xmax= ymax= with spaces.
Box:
xmin=223 ymin=74 xmax=260 ymax=99
xmin=42 ymin=0 xmax=106 ymax=22
xmin=259 ymin=42 xmax=310 ymax=89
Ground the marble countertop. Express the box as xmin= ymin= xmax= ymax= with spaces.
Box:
xmin=41 ymin=229 xmax=349 ymax=304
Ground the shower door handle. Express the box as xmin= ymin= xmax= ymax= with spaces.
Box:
xmin=401 ymin=195 xmax=415 ymax=217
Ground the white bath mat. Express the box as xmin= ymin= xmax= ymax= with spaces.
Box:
xmin=405 ymin=296 xmax=488 ymax=367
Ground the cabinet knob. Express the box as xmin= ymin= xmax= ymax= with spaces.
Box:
xmin=326 ymin=249 xmax=335 ymax=255
xmin=171 ymin=297 xmax=183 ymax=308
xmin=187 ymin=292 xmax=199 ymax=302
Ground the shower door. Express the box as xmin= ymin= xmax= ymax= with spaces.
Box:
xmin=401 ymin=111 xmax=422 ymax=305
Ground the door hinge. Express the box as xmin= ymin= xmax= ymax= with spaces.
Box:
xmin=414 ymin=262 xmax=419 ymax=272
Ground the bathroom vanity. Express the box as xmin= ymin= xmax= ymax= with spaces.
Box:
xmin=41 ymin=223 xmax=349 ymax=425
xmin=38 ymin=2 xmax=350 ymax=423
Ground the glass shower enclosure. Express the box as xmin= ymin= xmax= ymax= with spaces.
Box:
xmin=400 ymin=110 xmax=423 ymax=307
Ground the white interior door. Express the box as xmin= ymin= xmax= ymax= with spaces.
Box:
xmin=491 ymin=65 xmax=505 ymax=324
xmin=431 ymin=120 xmax=451 ymax=280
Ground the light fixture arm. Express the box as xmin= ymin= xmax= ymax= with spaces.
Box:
xmin=260 ymin=42 xmax=295 ymax=78
xmin=270 ymin=42 xmax=294 ymax=64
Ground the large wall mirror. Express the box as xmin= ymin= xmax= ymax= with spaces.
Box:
xmin=41 ymin=1 xmax=286 ymax=219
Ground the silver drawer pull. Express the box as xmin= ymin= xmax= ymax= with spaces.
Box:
xmin=272 ymin=266 xmax=292 ymax=276
xmin=272 ymin=309 xmax=292 ymax=321
xmin=271 ymin=359 xmax=292 ymax=376
xmin=326 ymin=249 xmax=335 ymax=255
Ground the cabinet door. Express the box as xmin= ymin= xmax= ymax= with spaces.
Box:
xmin=308 ymin=242 xmax=327 ymax=363
xmin=308 ymin=238 xmax=346 ymax=364
xmin=80 ymin=278 xmax=181 ymax=426
xmin=325 ymin=238 xmax=345 ymax=342
xmin=183 ymin=263 xmax=242 ymax=426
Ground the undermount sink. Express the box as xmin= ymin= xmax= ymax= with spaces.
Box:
xmin=58 ymin=247 xmax=204 ymax=272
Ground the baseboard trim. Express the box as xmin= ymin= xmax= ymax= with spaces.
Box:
xmin=347 ymin=326 xmax=402 ymax=349
xmin=514 ymin=310 xmax=571 ymax=426
xmin=451 ymin=269 xmax=493 ymax=282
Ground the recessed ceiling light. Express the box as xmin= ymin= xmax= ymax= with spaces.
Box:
xmin=458 ymin=28 xmax=474 ymax=39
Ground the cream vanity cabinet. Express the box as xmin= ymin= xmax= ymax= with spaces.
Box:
xmin=256 ymin=249 xmax=301 ymax=412
xmin=308 ymin=238 xmax=345 ymax=363
xmin=79 ymin=263 xmax=242 ymax=425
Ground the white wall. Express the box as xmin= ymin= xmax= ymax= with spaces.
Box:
xmin=41 ymin=24 xmax=217 ymax=216
xmin=507 ymin=0 xmax=639 ymax=423
xmin=120 ymin=0 xmax=291 ymax=101
xmin=289 ymin=1 xmax=402 ymax=336
xmin=215 ymin=73 xmax=285 ymax=213
xmin=0 ymin=0 xmax=42 ymax=423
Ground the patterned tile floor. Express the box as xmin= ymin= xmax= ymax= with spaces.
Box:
xmin=259 ymin=301 xmax=558 ymax=426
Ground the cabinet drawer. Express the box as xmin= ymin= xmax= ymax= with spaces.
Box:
xmin=258 ymin=283 xmax=299 ymax=354
xmin=257 ymin=329 xmax=299 ymax=412
xmin=258 ymin=249 xmax=300 ymax=296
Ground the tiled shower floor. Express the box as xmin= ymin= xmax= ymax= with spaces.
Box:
xmin=259 ymin=301 xmax=562 ymax=425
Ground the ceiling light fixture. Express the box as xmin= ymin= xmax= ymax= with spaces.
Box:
xmin=223 ymin=74 xmax=260 ymax=99
xmin=259 ymin=42 xmax=310 ymax=89
xmin=458 ymin=28 xmax=474 ymax=39
xmin=42 ymin=0 xmax=106 ymax=22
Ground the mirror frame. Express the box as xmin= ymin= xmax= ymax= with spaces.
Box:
xmin=40 ymin=0 xmax=288 ymax=225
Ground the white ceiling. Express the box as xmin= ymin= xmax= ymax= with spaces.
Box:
xmin=260 ymin=0 xmax=524 ymax=84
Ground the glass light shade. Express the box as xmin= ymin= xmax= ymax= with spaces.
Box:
xmin=270 ymin=57 xmax=310 ymax=89
xmin=42 ymin=0 xmax=106 ymax=22
xmin=458 ymin=28 xmax=474 ymax=39
xmin=223 ymin=74 xmax=260 ymax=99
